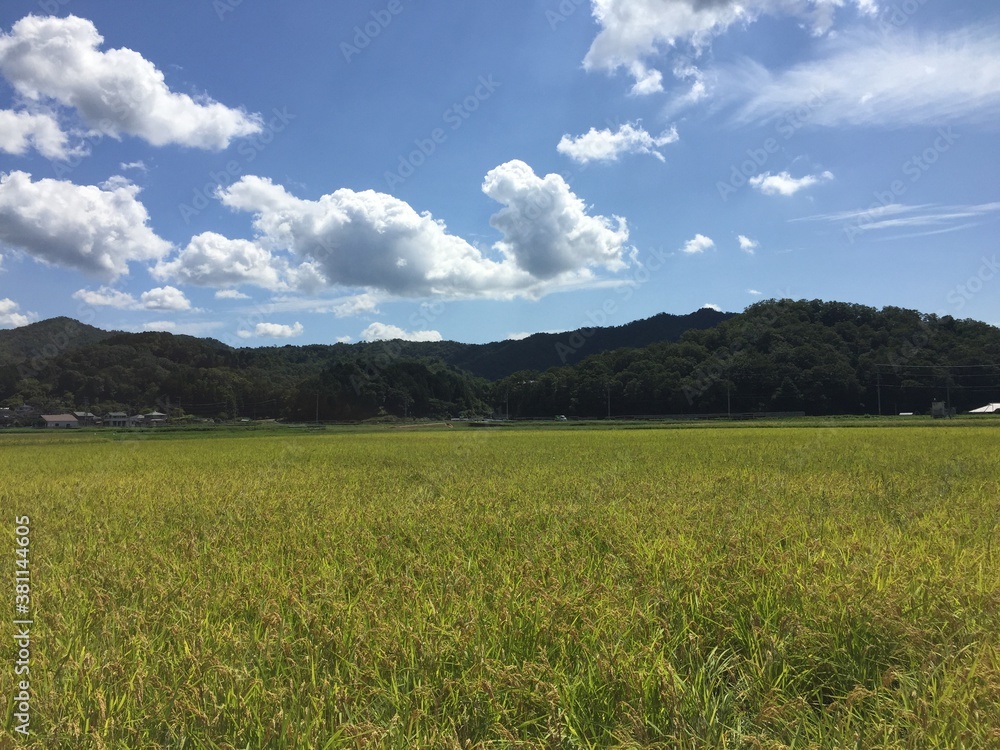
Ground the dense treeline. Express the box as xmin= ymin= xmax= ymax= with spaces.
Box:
xmin=495 ymin=300 xmax=1000 ymax=418
xmin=1 ymin=300 xmax=998 ymax=421
xmin=0 ymin=309 xmax=727 ymax=420
xmin=375 ymin=307 xmax=733 ymax=379
xmin=287 ymin=352 xmax=492 ymax=421
xmin=0 ymin=330 xmax=490 ymax=421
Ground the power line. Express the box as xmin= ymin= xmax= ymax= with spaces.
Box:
xmin=875 ymin=363 xmax=999 ymax=369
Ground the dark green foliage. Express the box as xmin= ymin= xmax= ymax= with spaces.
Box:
xmin=494 ymin=299 xmax=1000 ymax=418
xmin=0 ymin=316 xmax=113 ymax=369
xmin=0 ymin=310 xmax=730 ymax=419
xmin=287 ymin=349 xmax=492 ymax=421
xmin=2 ymin=300 xmax=998 ymax=420
xmin=396 ymin=307 xmax=735 ymax=378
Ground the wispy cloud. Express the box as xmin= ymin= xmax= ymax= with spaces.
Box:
xmin=583 ymin=0 xmax=876 ymax=94
xmin=215 ymin=289 xmax=250 ymax=300
xmin=724 ymin=28 xmax=1000 ymax=128
xmin=794 ymin=202 xmax=1000 ymax=240
xmin=738 ymin=235 xmax=759 ymax=254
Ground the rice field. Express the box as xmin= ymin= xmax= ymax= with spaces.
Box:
xmin=2 ymin=424 xmax=999 ymax=748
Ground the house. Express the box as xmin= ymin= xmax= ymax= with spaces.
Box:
xmin=144 ymin=411 xmax=167 ymax=426
xmin=105 ymin=412 xmax=130 ymax=428
xmin=41 ymin=414 xmax=80 ymax=429
xmin=72 ymin=411 xmax=99 ymax=426
xmin=969 ymin=403 xmax=1000 ymax=414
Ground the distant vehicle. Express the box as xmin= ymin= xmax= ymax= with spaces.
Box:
xmin=555 ymin=415 xmax=567 ymax=421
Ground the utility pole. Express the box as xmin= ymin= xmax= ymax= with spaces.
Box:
xmin=727 ymin=382 xmax=731 ymax=418
xmin=606 ymin=382 xmax=611 ymax=419
xmin=315 ymin=393 xmax=319 ymax=424
xmin=877 ymin=370 xmax=882 ymax=416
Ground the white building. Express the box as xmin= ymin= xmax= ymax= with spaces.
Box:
xmin=105 ymin=412 xmax=130 ymax=427
xmin=41 ymin=414 xmax=80 ymax=429
xmin=969 ymin=403 xmax=1000 ymax=414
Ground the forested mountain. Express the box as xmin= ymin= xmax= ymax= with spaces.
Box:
xmin=0 ymin=316 xmax=113 ymax=367
xmin=495 ymin=300 xmax=1000 ymax=418
xmin=2 ymin=300 xmax=998 ymax=421
xmin=376 ymin=308 xmax=734 ymax=379
xmin=0 ymin=308 xmax=727 ymax=420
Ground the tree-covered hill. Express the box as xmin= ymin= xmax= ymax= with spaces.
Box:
xmin=310 ymin=308 xmax=733 ymax=380
xmin=0 ymin=316 xmax=113 ymax=368
xmin=0 ymin=308 xmax=729 ymax=420
xmin=2 ymin=300 xmax=998 ymax=421
xmin=495 ymin=300 xmax=1000 ymax=418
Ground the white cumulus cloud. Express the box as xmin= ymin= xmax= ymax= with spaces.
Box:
xmin=214 ymin=175 xmax=531 ymax=297
xmin=557 ymin=123 xmax=679 ymax=164
xmin=750 ymin=170 xmax=833 ymax=196
xmin=139 ymin=286 xmax=192 ymax=311
xmin=330 ymin=293 xmax=380 ymax=318
xmin=72 ymin=287 xmax=137 ymax=309
xmin=682 ymin=234 xmax=715 ymax=254
xmin=143 ymin=320 xmax=176 ymax=332
xmin=0 ymin=171 xmax=172 ymax=280
xmin=153 ymin=231 xmax=289 ymax=291
xmin=0 ymin=297 xmax=34 ymax=327
xmin=0 ymin=14 xmax=261 ymax=149
xmin=0 ymin=109 xmax=76 ymax=160
xmin=483 ymin=160 xmax=630 ymax=279
xmin=73 ymin=285 xmax=192 ymax=311
xmin=237 ymin=322 xmax=304 ymax=339
xmin=361 ymin=322 xmax=443 ymax=342
xmin=627 ymin=61 xmax=665 ymax=96
xmin=164 ymin=164 xmax=632 ymax=300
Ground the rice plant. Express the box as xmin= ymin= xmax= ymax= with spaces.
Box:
xmin=1 ymin=424 xmax=998 ymax=748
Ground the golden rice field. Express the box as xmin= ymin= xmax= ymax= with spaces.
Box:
xmin=1 ymin=423 xmax=999 ymax=749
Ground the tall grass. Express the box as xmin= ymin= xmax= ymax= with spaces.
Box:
xmin=2 ymin=425 xmax=999 ymax=748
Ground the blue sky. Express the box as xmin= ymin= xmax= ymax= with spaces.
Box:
xmin=0 ymin=0 xmax=998 ymax=346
